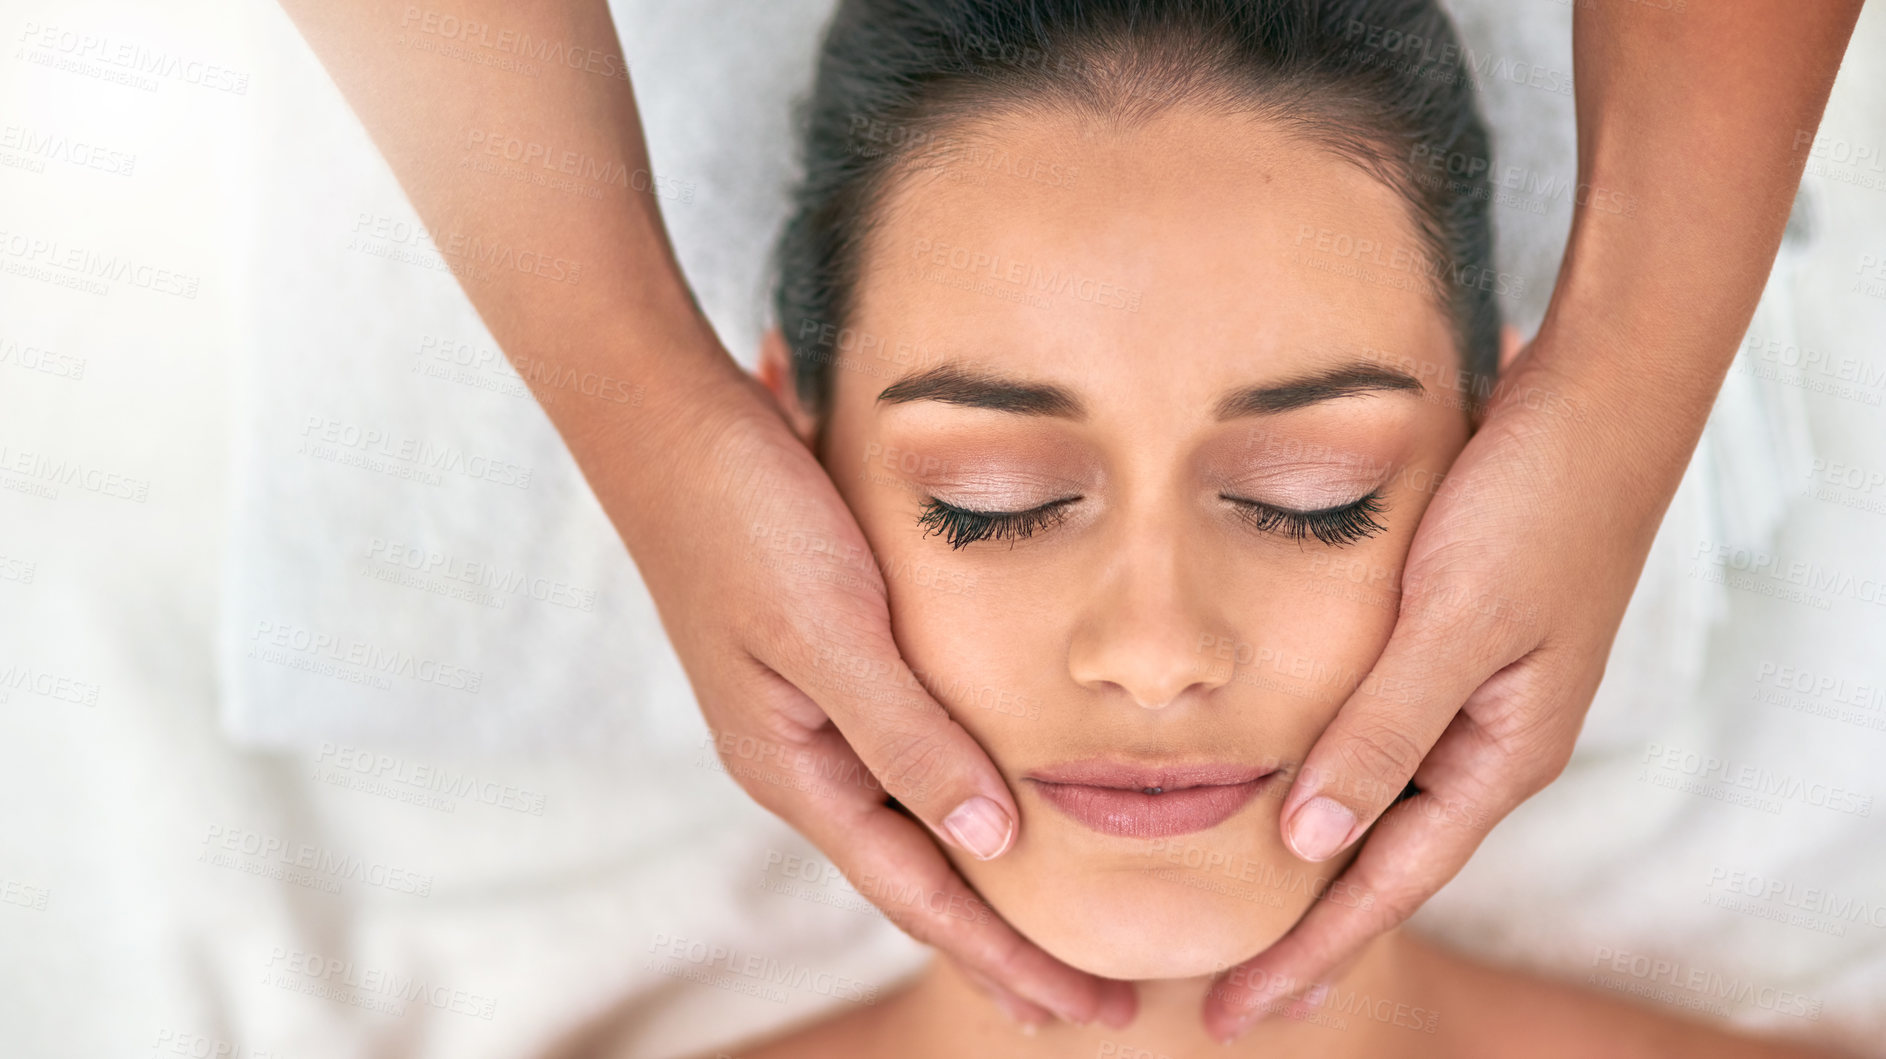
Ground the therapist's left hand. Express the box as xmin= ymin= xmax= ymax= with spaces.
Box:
xmin=1201 ymin=341 xmax=1657 ymax=1041
xmin=1202 ymin=0 xmax=1862 ymax=1038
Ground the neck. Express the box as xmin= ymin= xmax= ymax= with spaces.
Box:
xmin=894 ymin=929 xmax=1433 ymax=1059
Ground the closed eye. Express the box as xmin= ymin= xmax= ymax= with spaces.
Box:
xmin=1220 ymin=491 xmax=1386 ymax=546
xmin=917 ymin=497 xmax=1080 ymax=550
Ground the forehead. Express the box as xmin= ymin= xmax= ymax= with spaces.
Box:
xmin=840 ymin=105 xmax=1456 ymax=415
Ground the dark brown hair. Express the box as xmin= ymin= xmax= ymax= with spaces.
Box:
xmin=773 ymin=0 xmax=1501 ymax=415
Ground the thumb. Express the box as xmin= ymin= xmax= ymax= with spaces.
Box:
xmin=1279 ymin=618 xmax=1489 ymax=863
xmin=776 ymin=630 xmax=1021 ymax=861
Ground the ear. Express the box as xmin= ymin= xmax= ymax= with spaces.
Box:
xmin=1498 ymin=323 xmax=1526 ymax=371
xmin=756 ymin=326 xmax=820 ymax=444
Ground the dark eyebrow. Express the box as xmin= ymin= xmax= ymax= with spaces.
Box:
xmin=876 ymin=360 xmax=1422 ymax=420
xmin=1213 ymin=363 xmax=1424 ymax=418
xmin=878 ymin=365 xmax=1084 ymax=418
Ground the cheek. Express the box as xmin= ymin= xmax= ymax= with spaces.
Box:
xmin=822 ymin=506 xmax=1038 ymax=759
xmin=828 ymin=429 xmax=1066 ymax=765
xmin=876 ymin=550 xmax=1054 ymax=760
xmin=1236 ymin=435 xmax=1463 ymax=713
xmin=1210 ymin=540 xmax=1404 ymax=738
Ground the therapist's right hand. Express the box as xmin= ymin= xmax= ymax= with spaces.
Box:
xmin=271 ymin=0 xmax=1128 ymax=1023
xmin=616 ymin=360 xmax=1135 ymax=1030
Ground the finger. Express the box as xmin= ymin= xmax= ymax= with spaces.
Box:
xmin=1205 ymin=691 xmax=1544 ymax=1042
xmin=764 ymin=722 xmax=1135 ymax=1027
xmin=1204 ymin=755 xmax=1503 ymax=1043
xmin=760 ymin=615 xmax=1024 ymax=863
xmin=960 ymin=966 xmax=1055 ymax=1030
xmin=1278 ymin=613 xmax=1503 ymax=864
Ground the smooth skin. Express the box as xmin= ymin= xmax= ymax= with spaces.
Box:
xmin=771 ymin=104 xmax=1471 ymax=987
xmin=276 ymin=0 xmax=1863 ymax=1037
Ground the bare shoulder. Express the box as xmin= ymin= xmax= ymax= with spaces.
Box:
xmin=1408 ymin=934 xmax=1856 ymax=1059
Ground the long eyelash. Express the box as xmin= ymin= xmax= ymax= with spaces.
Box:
xmin=918 ymin=497 xmax=1078 ymax=550
xmin=1223 ymin=491 xmax=1387 ymax=546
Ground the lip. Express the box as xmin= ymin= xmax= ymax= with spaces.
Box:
xmin=1025 ymin=760 xmax=1279 ymax=839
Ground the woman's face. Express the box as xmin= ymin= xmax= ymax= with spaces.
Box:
xmin=775 ymin=105 xmax=1471 ymax=980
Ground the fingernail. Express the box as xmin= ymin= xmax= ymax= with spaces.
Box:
xmin=1287 ymin=796 xmax=1356 ymax=862
xmin=943 ymin=796 xmax=1014 ymax=860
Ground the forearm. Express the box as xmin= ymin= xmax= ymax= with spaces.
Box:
xmin=1529 ymin=0 xmax=1862 ymax=489
xmin=277 ymin=0 xmax=742 ymax=503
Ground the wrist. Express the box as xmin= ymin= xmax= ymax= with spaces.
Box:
xmin=1482 ymin=333 xmax=1701 ymax=531
xmin=548 ymin=315 xmax=765 ymax=527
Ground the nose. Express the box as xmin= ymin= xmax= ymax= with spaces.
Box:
xmin=1066 ymin=529 xmax=1235 ymax=710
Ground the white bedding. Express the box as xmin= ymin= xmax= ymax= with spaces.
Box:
xmin=1 ymin=0 xmax=1882 ymax=1055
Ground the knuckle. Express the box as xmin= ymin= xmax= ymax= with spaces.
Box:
xmin=878 ymin=879 xmax=956 ymax=945
xmin=1333 ymin=721 xmax=1426 ymax=800
xmin=1482 ymin=692 xmax=1579 ymax=798
xmin=1398 ymin=574 xmax=1532 ymax=659
xmin=873 ymin=729 xmax=949 ymax=803
xmin=1399 ymin=559 xmax=1482 ymax=613
xmin=874 ymin=887 xmax=930 ymax=938
xmin=972 ymin=926 xmax=1034 ymax=986
xmin=1369 ymin=887 xmax=1422 ymax=932
xmin=1516 ymin=737 xmax=1574 ymax=795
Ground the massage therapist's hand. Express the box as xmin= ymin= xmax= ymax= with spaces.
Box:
xmin=1202 ymin=340 xmax=1637 ymax=1040
xmin=624 ymin=363 xmax=1135 ymax=1029
xmin=1205 ymin=0 xmax=1863 ymax=1041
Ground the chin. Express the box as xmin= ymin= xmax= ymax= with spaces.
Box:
xmin=976 ymin=860 xmax=1299 ymax=980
